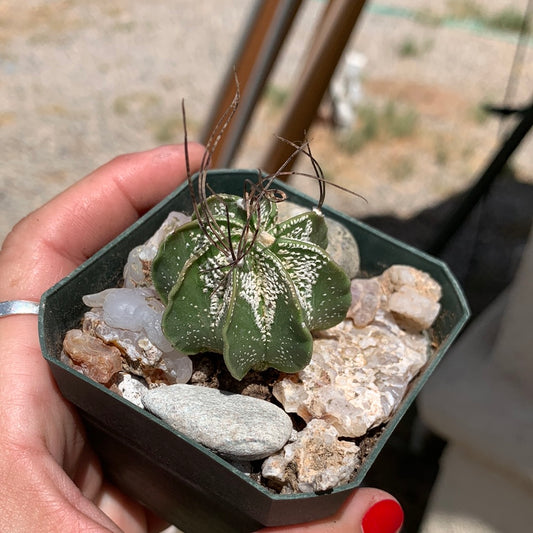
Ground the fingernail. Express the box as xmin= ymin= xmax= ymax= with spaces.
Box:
xmin=361 ymin=499 xmax=404 ymax=533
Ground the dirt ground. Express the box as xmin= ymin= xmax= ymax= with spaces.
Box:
xmin=1 ymin=1 xmax=532 ymax=531
xmin=1 ymin=0 xmax=532 ymax=243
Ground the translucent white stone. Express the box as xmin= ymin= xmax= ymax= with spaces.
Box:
xmin=103 ymin=289 xmax=148 ymax=331
xmin=140 ymin=306 xmax=174 ymax=352
xmin=83 ymin=306 xmax=192 ymax=387
xmin=347 ymin=278 xmax=381 ymax=327
xmin=123 ymin=211 xmax=191 ymax=288
xmin=161 ymin=352 xmax=193 ymax=384
xmin=82 ymin=288 xmax=117 ymax=308
xmin=123 ymin=246 xmax=145 ymax=288
xmin=98 ymin=288 xmax=174 ymax=352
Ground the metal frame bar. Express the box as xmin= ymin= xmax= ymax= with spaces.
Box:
xmin=261 ymin=0 xmax=367 ymax=173
xmin=200 ymin=0 xmax=303 ymax=168
xmin=428 ymin=97 xmax=533 ymax=255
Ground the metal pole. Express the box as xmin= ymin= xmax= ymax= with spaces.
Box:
xmin=261 ymin=0 xmax=367 ymax=174
xmin=216 ymin=1 xmax=303 ymax=167
xmin=200 ymin=0 xmax=302 ymax=168
xmin=428 ymin=97 xmax=533 ymax=255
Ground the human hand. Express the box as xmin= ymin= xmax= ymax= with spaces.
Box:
xmin=0 ymin=143 xmax=403 ymax=533
xmin=0 ymin=144 xmax=205 ymax=532
xmin=260 ymin=493 xmax=403 ymax=533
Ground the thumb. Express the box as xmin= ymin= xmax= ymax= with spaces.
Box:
xmin=260 ymin=488 xmax=404 ymax=533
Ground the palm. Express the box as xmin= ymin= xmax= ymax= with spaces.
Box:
xmin=0 ymin=144 xmax=204 ymax=532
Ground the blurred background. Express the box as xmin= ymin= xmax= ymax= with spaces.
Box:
xmin=1 ymin=1 xmax=532 ymax=531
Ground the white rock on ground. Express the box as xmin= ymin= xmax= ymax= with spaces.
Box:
xmin=117 ymin=373 xmax=149 ymax=408
xmin=381 ymin=265 xmax=442 ymax=331
xmin=123 ymin=212 xmax=192 ymax=289
xmin=82 ymin=289 xmax=193 ymax=386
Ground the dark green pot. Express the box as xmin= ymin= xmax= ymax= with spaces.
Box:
xmin=39 ymin=169 xmax=469 ymax=533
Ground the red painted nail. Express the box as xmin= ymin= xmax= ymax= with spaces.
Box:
xmin=361 ymin=499 xmax=404 ymax=533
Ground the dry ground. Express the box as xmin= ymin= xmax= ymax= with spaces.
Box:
xmin=1 ymin=0 xmax=532 ymax=244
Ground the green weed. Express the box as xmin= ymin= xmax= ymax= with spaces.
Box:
xmin=388 ymin=156 xmax=415 ymax=182
xmin=486 ymin=8 xmax=530 ymax=33
xmin=338 ymin=104 xmax=379 ymax=153
xmin=383 ymin=101 xmax=418 ymax=138
xmin=446 ymin=0 xmax=484 ymax=21
xmin=338 ymin=101 xmax=418 ymax=154
xmin=434 ymin=138 xmax=449 ymax=166
xmin=265 ymin=84 xmax=289 ymax=109
xmin=398 ymin=38 xmax=420 ymax=57
xmin=397 ymin=37 xmax=433 ymax=58
xmin=447 ymin=0 xmax=529 ymax=33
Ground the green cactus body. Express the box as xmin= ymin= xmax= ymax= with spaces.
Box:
xmin=152 ymin=193 xmax=351 ymax=380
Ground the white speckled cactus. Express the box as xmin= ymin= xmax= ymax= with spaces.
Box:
xmin=151 ymin=175 xmax=351 ymax=380
xmin=151 ymin=89 xmax=351 ymax=380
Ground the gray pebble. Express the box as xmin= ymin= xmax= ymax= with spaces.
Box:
xmin=142 ymin=384 xmax=293 ymax=461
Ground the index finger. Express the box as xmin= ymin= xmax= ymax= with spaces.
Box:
xmin=0 ymin=143 xmax=205 ymax=302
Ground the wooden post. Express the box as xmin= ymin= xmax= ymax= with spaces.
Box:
xmin=200 ymin=0 xmax=302 ymax=167
xmin=261 ymin=0 xmax=366 ymax=174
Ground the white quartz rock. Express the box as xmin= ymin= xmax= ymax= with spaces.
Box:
xmin=123 ymin=211 xmax=191 ymax=288
xmin=261 ymin=419 xmax=360 ymax=493
xmin=117 ymin=373 xmax=149 ymax=408
xmin=82 ymin=307 xmax=192 ymax=386
xmin=347 ymin=278 xmax=381 ymax=327
xmin=388 ymin=285 xmax=441 ymax=331
xmin=103 ymin=288 xmax=149 ymax=332
xmin=380 ymin=265 xmax=441 ymax=332
xmin=83 ymin=288 xmax=121 ymax=308
xmin=162 ymin=351 xmax=193 ymax=383
xmin=380 ymin=264 xmax=442 ymax=301
xmin=139 ymin=304 xmax=174 ymax=352
xmin=87 ymin=287 xmax=174 ymax=353
xmin=273 ymin=311 xmax=430 ymax=437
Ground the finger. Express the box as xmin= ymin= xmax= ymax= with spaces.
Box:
xmin=74 ymin=460 xmax=169 ymax=533
xmin=0 ymin=448 xmax=122 ymax=533
xmin=0 ymin=143 xmax=204 ymax=301
xmin=259 ymin=488 xmax=403 ymax=533
xmin=95 ymin=482 xmax=155 ymax=533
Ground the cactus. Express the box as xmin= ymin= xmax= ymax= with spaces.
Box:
xmin=151 ymin=90 xmax=351 ymax=380
xmin=151 ymin=172 xmax=351 ymax=380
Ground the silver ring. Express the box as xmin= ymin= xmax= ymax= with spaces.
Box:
xmin=0 ymin=300 xmax=40 ymax=317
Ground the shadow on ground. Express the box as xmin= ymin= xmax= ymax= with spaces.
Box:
xmin=360 ymin=166 xmax=532 ymax=532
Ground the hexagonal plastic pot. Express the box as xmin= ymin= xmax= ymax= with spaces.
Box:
xmin=39 ymin=169 xmax=470 ymax=533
